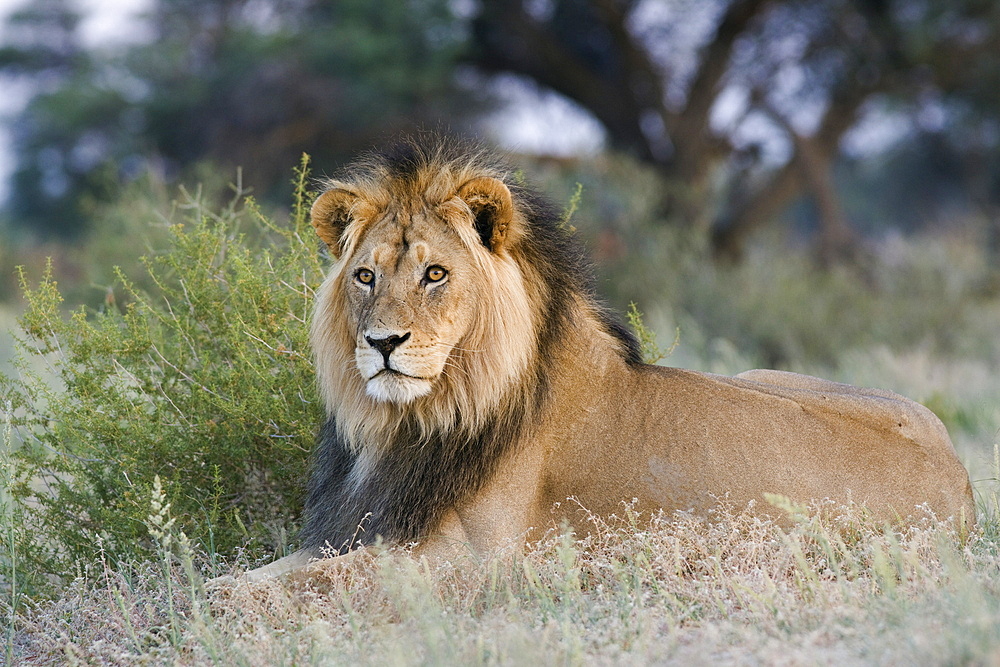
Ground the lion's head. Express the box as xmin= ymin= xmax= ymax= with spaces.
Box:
xmin=293 ymin=138 xmax=641 ymax=553
xmin=308 ymin=139 xmax=638 ymax=455
xmin=314 ymin=169 xmax=532 ymax=406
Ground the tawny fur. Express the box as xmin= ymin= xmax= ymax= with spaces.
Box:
xmin=243 ymin=137 xmax=975 ymax=581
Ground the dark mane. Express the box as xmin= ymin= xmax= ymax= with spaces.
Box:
xmin=299 ymin=137 xmax=640 ymax=553
xmin=511 ymin=184 xmax=642 ymax=366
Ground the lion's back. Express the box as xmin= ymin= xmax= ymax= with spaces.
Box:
xmin=733 ymin=369 xmax=954 ymax=451
xmin=549 ymin=364 xmax=975 ymax=530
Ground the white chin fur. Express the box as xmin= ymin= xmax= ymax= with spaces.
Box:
xmin=365 ymin=373 xmax=433 ymax=404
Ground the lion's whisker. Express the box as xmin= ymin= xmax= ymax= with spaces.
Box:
xmin=442 ymin=361 xmax=473 ymax=381
xmin=446 ymin=345 xmax=483 ymax=354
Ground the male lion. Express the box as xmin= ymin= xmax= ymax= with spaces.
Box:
xmin=246 ymin=138 xmax=974 ymax=580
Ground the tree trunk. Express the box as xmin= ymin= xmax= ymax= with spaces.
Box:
xmin=711 ymin=161 xmax=803 ymax=262
xmin=790 ymin=130 xmax=860 ymax=264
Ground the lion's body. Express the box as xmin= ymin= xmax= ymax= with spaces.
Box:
xmin=482 ymin=362 xmax=972 ymax=540
xmin=429 ymin=328 xmax=975 ymax=560
xmin=245 ymin=138 xmax=973 ymax=580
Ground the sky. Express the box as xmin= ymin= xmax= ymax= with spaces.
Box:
xmin=0 ymin=0 xmax=152 ymax=46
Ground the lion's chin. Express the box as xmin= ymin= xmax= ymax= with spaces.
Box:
xmin=365 ymin=372 xmax=433 ymax=404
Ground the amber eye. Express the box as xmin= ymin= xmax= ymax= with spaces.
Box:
xmin=425 ymin=266 xmax=447 ymax=283
xmin=356 ymin=268 xmax=375 ymax=285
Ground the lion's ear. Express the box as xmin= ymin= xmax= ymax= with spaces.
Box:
xmin=457 ymin=177 xmax=515 ymax=252
xmin=311 ymin=188 xmax=357 ymax=256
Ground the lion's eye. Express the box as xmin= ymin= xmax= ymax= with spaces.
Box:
xmin=425 ymin=266 xmax=447 ymax=283
xmin=356 ymin=269 xmax=375 ymax=285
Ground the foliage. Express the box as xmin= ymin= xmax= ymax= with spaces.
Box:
xmin=7 ymin=0 xmax=1000 ymax=260
xmin=0 ymin=149 xmax=998 ymax=662
xmin=625 ymin=302 xmax=677 ymax=366
xmin=525 ymin=154 xmax=1000 ymax=381
xmin=472 ymin=0 xmax=1000 ymax=257
xmin=2 ymin=0 xmax=470 ymax=238
xmin=0 ymin=158 xmax=325 ymax=584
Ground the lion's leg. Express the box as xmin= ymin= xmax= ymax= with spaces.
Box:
xmin=205 ymin=549 xmax=316 ymax=589
xmin=217 ymin=510 xmax=476 ymax=587
xmin=411 ymin=507 xmax=489 ymax=563
xmin=240 ymin=549 xmax=316 ymax=582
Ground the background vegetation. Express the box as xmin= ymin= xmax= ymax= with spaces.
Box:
xmin=4 ymin=0 xmax=1000 ymax=255
xmin=2 ymin=0 xmax=1000 ymax=663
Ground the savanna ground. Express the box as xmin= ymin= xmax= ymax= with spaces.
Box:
xmin=3 ymin=157 xmax=1000 ymax=665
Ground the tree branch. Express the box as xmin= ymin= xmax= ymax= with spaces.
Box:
xmin=470 ymin=0 xmax=656 ymax=160
xmin=669 ymin=0 xmax=771 ymax=179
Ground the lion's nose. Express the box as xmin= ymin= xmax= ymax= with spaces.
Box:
xmin=365 ymin=332 xmax=411 ymax=363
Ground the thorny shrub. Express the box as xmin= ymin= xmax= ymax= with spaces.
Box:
xmin=0 ymin=158 xmax=325 ymax=589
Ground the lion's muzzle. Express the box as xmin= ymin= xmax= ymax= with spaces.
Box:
xmin=365 ymin=331 xmax=411 ymax=366
xmin=356 ymin=329 xmax=437 ymax=404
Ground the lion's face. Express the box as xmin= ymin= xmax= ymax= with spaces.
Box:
xmin=343 ymin=209 xmax=479 ymax=404
xmin=310 ymin=173 xmax=537 ymax=422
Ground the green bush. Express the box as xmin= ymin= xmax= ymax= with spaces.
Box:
xmin=1 ymin=159 xmax=325 ymax=584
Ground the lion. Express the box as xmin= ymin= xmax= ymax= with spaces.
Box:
xmin=243 ymin=137 xmax=975 ymax=581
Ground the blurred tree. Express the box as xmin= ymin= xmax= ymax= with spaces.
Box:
xmin=5 ymin=0 xmax=1000 ymax=256
xmin=469 ymin=0 xmax=1000 ymax=261
xmin=2 ymin=0 xmax=471 ymax=238
xmin=0 ymin=0 xmax=97 ymax=237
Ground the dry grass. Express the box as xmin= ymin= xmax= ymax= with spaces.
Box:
xmin=8 ymin=498 xmax=1000 ymax=666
